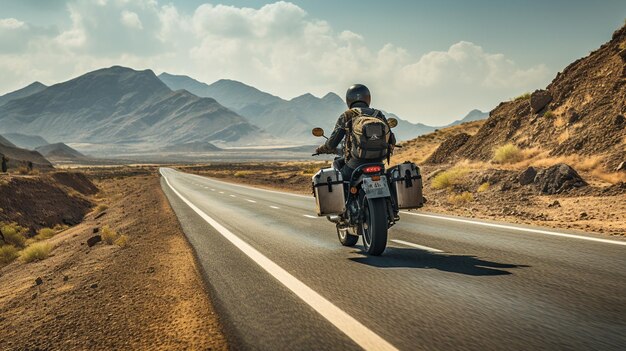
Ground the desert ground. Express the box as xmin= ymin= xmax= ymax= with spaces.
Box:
xmin=0 ymin=167 xmax=227 ymax=350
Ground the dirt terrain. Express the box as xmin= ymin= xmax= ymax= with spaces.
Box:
xmin=0 ymin=168 xmax=227 ymax=350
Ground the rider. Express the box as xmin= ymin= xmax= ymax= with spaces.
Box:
xmin=315 ymin=84 xmax=396 ymax=181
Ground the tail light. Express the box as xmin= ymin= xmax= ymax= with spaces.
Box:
xmin=362 ymin=165 xmax=382 ymax=174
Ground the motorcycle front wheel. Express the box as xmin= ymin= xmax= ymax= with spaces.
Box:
xmin=360 ymin=197 xmax=388 ymax=256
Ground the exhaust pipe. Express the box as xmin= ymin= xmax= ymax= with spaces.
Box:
xmin=327 ymin=215 xmax=341 ymax=223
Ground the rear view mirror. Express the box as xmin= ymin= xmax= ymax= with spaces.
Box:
xmin=312 ymin=127 xmax=325 ymax=137
xmin=387 ymin=118 xmax=398 ymax=128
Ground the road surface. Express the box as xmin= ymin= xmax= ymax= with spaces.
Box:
xmin=160 ymin=168 xmax=626 ymax=351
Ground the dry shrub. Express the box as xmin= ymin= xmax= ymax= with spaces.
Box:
xmin=513 ymin=92 xmax=531 ymax=101
xmin=554 ymin=116 xmax=567 ymax=128
xmin=0 ymin=222 xmax=28 ymax=248
xmin=34 ymin=227 xmax=57 ymax=241
xmin=20 ymin=242 xmax=52 ymax=263
xmin=95 ymin=204 xmax=108 ymax=212
xmin=557 ymin=130 xmax=570 ymax=144
xmin=493 ymin=144 xmax=524 ymax=164
xmin=448 ymin=192 xmax=474 ymax=205
xmin=431 ymin=167 xmax=469 ymax=189
xmin=102 ymin=225 xmax=127 ymax=246
xmin=101 ymin=225 xmax=118 ymax=244
xmin=591 ymin=169 xmax=626 ymax=184
xmin=114 ymin=235 xmax=129 ymax=247
xmin=16 ymin=167 xmax=31 ymax=175
xmin=234 ymin=171 xmax=253 ymax=178
xmin=544 ymin=110 xmax=555 ymax=119
xmin=477 ymin=182 xmax=490 ymax=192
xmin=0 ymin=245 xmax=19 ymax=265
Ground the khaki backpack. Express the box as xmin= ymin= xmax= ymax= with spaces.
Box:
xmin=344 ymin=108 xmax=391 ymax=161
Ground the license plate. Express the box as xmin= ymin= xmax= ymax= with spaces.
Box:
xmin=362 ymin=176 xmax=390 ymax=198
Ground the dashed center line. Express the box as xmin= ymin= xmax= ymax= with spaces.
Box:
xmin=270 ymin=206 xmax=280 ymax=209
xmin=230 ymin=194 xmax=237 ymax=198
xmin=390 ymin=239 xmax=443 ymax=253
xmin=210 ymin=189 xmax=215 ymax=191
xmin=219 ymin=191 xmax=225 ymax=194
xmin=246 ymin=199 xmax=257 ymax=203
xmin=303 ymin=214 xmax=319 ymax=219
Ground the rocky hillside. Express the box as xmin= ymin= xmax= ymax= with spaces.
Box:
xmin=436 ymin=24 xmax=626 ymax=170
xmin=0 ymin=66 xmax=270 ymax=148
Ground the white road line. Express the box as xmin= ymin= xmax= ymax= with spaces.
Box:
xmin=303 ymin=214 xmax=319 ymax=219
xmin=391 ymin=239 xmax=443 ymax=253
xmin=270 ymin=206 xmax=280 ymax=209
xmin=230 ymin=194 xmax=237 ymax=198
xmin=219 ymin=191 xmax=225 ymax=194
xmin=161 ymin=169 xmax=398 ymax=351
xmin=404 ymin=212 xmax=626 ymax=246
xmin=246 ymin=199 xmax=257 ymax=203
xmin=210 ymin=189 xmax=215 ymax=191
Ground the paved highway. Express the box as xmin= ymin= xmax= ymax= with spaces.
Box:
xmin=160 ymin=168 xmax=626 ymax=351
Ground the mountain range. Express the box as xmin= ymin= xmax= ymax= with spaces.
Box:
xmin=0 ymin=66 xmax=271 ymax=151
xmin=0 ymin=66 xmax=488 ymax=156
xmin=158 ymin=73 xmax=465 ymax=142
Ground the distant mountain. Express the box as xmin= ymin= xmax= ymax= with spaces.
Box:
xmin=0 ymin=143 xmax=52 ymax=169
xmin=2 ymin=133 xmax=49 ymax=150
xmin=0 ymin=135 xmax=17 ymax=148
xmin=159 ymin=72 xmax=436 ymax=142
xmin=0 ymin=66 xmax=272 ymax=148
xmin=159 ymin=73 xmax=283 ymax=111
xmin=0 ymin=82 xmax=47 ymax=107
xmin=163 ymin=141 xmax=221 ymax=152
xmin=36 ymin=142 xmax=86 ymax=160
xmin=444 ymin=109 xmax=488 ymax=127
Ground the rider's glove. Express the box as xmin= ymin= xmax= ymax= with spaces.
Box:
xmin=316 ymin=144 xmax=333 ymax=154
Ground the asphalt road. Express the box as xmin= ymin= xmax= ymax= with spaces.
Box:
xmin=160 ymin=168 xmax=626 ymax=351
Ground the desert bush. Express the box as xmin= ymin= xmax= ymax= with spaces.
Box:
xmin=448 ymin=192 xmax=474 ymax=205
xmin=234 ymin=171 xmax=252 ymax=178
xmin=431 ymin=168 xmax=469 ymax=190
xmin=477 ymin=182 xmax=490 ymax=192
xmin=544 ymin=110 xmax=555 ymax=118
xmin=493 ymin=144 xmax=524 ymax=164
xmin=95 ymin=204 xmax=108 ymax=212
xmin=114 ymin=235 xmax=129 ymax=247
xmin=101 ymin=225 xmax=118 ymax=244
xmin=16 ymin=166 xmax=32 ymax=175
xmin=20 ymin=242 xmax=52 ymax=263
xmin=0 ymin=222 xmax=28 ymax=248
xmin=33 ymin=227 xmax=57 ymax=241
xmin=513 ymin=92 xmax=531 ymax=101
xmin=0 ymin=245 xmax=19 ymax=265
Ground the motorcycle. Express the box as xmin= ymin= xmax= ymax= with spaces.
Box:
xmin=311 ymin=118 xmax=420 ymax=256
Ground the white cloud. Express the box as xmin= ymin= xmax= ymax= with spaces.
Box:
xmin=0 ymin=18 xmax=27 ymax=29
xmin=0 ymin=1 xmax=552 ymax=124
xmin=121 ymin=10 xmax=143 ymax=29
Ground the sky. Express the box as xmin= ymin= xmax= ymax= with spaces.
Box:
xmin=0 ymin=0 xmax=624 ymax=125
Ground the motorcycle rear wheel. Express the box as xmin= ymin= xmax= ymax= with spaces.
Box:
xmin=360 ymin=197 xmax=388 ymax=256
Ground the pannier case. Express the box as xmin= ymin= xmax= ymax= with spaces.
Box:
xmin=387 ymin=162 xmax=424 ymax=209
xmin=312 ymin=168 xmax=346 ymax=216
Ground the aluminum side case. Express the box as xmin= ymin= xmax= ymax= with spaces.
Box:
xmin=312 ymin=168 xmax=346 ymax=216
xmin=387 ymin=162 xmax=424 ymax=209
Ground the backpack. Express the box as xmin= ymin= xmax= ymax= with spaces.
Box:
xmin=345 ymin=108 xmax=391 ymax=161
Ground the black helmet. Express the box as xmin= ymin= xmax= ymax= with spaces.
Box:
xmin=346 ymin=84 xmax=371 ymax=108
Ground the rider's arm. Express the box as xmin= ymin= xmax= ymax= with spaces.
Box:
xmin=325 ymin=114 xmax=346 ymax=149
